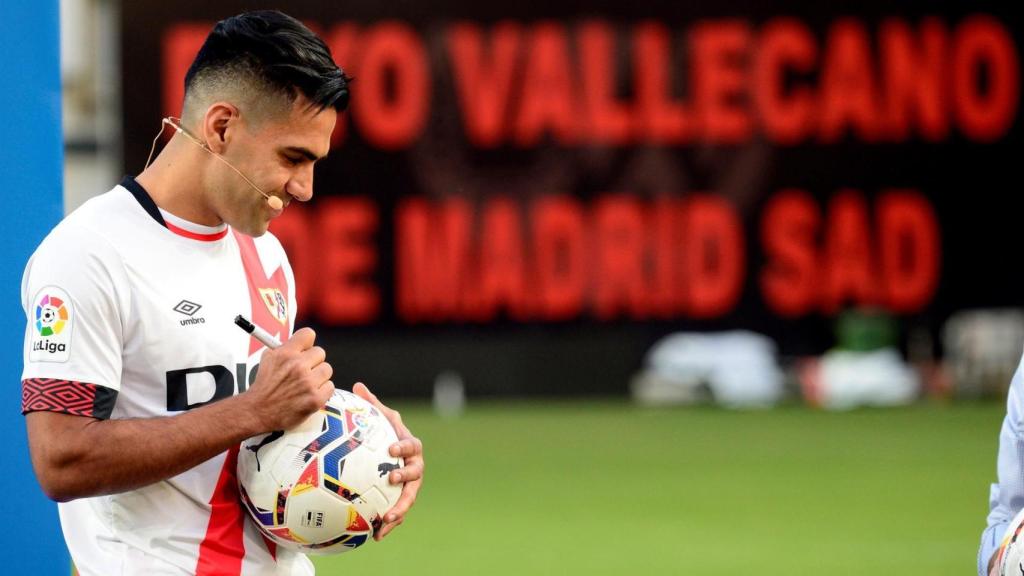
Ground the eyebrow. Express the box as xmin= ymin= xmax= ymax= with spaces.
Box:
xmin=282 ymin=146 xmax=324 ymax=162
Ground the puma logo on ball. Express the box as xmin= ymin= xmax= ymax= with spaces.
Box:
xmin=377 ymin=462 xmax=400 ymax=478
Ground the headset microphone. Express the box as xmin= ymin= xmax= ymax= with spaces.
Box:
xmin=265 ymin=194 xmax=284 ymax=211
xmin=146 ymin=117 xmax=284 ymax=211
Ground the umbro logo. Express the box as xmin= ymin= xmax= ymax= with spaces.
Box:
xmin=173 ymin=300 xmax=206 ymax=326
xmin=173 ymin=300 xmax=202 ymax=316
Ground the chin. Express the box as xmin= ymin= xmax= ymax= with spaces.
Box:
xmin=233 ymin=221 xmax=270 ymax=238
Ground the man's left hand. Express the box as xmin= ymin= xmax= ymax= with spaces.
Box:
xmin=352 ymin=382 xmax=424 ymax=540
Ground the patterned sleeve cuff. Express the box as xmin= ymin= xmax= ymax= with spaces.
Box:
xmin=21 ymin=378 xmax=117 ymax=419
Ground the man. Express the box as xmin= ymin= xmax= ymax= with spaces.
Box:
xmin=981 ymin=360 xmax=1024 ymax=575
xmin=20 ymin=11 xmax=423 ymax=575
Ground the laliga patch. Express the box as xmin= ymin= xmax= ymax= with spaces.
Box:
xmin=30 ymin=286 xmax=73 ymax=362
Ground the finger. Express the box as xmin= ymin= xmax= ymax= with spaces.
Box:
xmin=352 ymin=382 xmax=379 ymax=405
xmin=316 ymin=381 xmax=335 ymax=405
xmin=391 ymin=422 xmax=414 ymax=444
xmin=353 ymin=382 xmax=400 ymax=426
xmin=375 ymin=478 xmax=420 ymax=540
xmin=311 ymin=361 xmax=333 ymax=383
xmin=372 ymin=400 xmax=406 ymax=434
xmin=285 ymin=327 xmax=316 ymax=351
xmin=300 ymin=345 xmax=326 ymax=368
xmin=390 ymin=459 xmax=423 ymax=484
xmin=375 ymin=516 xmax=404 ymax=540
xmin=383 ymin=479 xmax=421 ymax=524
xmin=388 ymin=437 xmax=422 ymax=459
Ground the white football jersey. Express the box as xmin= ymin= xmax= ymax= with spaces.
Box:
xmin=21 ymin=178 xmax=312 ymax=575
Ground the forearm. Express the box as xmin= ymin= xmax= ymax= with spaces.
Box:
xmin=28 ymin=393 xmax=264 ymax=501
xmin=28 ymin=328 xmax=334 ymax=502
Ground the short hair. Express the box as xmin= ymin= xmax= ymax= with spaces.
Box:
xmin=184 ymin=10 xmax=350 ymax=117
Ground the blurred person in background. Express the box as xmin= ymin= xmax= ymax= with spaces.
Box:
xmin=20 ymin=10 xmax=423 ymax=575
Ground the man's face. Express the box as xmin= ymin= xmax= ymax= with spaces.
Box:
xmin=212 ymin=94 xmax=337 ymax=236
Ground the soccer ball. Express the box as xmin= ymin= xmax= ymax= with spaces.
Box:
xmin=237 ymin=389 xmax=404 ymax=554
xmin=996 ymin=507 xmax=1024 ymax=576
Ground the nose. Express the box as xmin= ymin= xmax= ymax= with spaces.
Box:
xmin=286 ymin=164 xmax=314 ymax=202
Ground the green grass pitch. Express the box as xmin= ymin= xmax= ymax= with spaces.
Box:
xmin=313 ymin=400 xmax=1003 ymax=575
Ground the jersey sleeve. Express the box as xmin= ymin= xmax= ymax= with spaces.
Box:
xmin=20 ymin=223 xmax=128 ymax=420
xmin=980 ymin=352 xmax=1024 ymax=575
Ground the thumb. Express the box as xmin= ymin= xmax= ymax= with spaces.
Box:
xmin=284 ymin=327 xmax=316 ymax=351
xmin=352 ymin=382 xmax=377 ymax=403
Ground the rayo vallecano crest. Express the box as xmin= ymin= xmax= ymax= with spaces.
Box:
xmin=258 ymin=288 xmax=288 ymax=324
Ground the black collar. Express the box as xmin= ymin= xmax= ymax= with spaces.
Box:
xmin=120 ymin=175 xmax=166 ymax=228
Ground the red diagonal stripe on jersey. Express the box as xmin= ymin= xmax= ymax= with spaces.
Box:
xmin=195 ymin=446 xmax=245 ymax=575
xmin=193 ymin=231 xmax=292 ymax=572
xmin=233 ymin=231 xmax=290 ymax=355
xmin=261 ymin=534 xmax=277 ymax=561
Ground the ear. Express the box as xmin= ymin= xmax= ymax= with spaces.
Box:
xmin=201 ymin=102 xmax=240 ymax=154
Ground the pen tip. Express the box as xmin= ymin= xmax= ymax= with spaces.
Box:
xmin=234 ymin=315 xmax=253 ymax=331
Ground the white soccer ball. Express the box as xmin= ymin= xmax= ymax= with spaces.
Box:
xmin=996 ymin=507 xmax=1024 ymax=576
xmin=237 ymin=389 xmax=404 ymax=554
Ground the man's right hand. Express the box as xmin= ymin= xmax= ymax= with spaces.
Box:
xmin=25 ymin=327 xmax=334 ymax=501
xmin=246 ymin=327 xmax=335 ymax=430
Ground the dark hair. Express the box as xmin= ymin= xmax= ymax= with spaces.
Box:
xmin=185 ymin=10 xmax=350 ymax=112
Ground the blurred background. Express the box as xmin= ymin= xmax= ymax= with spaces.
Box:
xmin=60 ymin=0 xmax=1019 ymax=573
